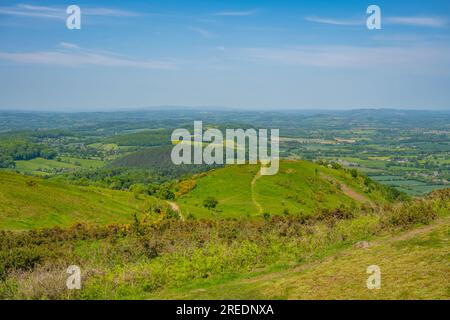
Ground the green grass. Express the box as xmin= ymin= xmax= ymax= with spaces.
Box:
xmin=178 ymin=165 xmax=259 ymax=218
xmin=15 ymin=158 xmax=79 ymax=172
xmin=0 ymin=171 xmax=153 ymax=230
xmin=145 ymin=217 xmax=450 ymax=300
xmin=59 ymin=156 xmax=105 ymax=168
xmin=178 ymin=160 xmax=391 ymax=218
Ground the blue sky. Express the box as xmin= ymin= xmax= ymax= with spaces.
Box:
xmin=0 ymin=0 xmax=449 ymax=111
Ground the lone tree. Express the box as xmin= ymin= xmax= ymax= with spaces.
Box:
xmin=203 ymin=197 xmax=218 ymax=209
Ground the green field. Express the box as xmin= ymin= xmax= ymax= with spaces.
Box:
xmin=14 ymin=157 xmax=105 ymax=176
xmin=370 ymin=175 xmax=448 ymax=196
xmin=59 ymin=157 xmax=105 ymax=168
xmin=15 ymin=158 xmax=79 ymax=174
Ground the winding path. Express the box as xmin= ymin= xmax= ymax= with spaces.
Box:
xmin=167 ymin=201 xmax=184 ymax=221
xmin=251 ymin=169 xmax=263 ymax=215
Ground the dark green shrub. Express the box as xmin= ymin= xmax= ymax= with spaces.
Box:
xmin=0 ymin=248 xmax=43 ymax=280
xmin=381 ymin=200 xmax=438 ymax=229
xmin=203 ymin=197 xmax=218 ymax=209
xmin=157 ymin=188 xmax=175 ymax=200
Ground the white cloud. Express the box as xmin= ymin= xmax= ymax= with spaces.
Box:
xmin=83 ymin=7 xmax=140 ymax=17
xmin=0 ymin=45 xmax=176 ymax=70
xmin=238 ymin=45 xmax=450 ymax=69
xmin=0 ymin=5 xmax=64 ymax=19
xmin=212 ymin=9 xmax=258 ymax=17
xmin=59 ymin=42 xmax=80 ymax=50
xmin=385 ymin=16 xmax=448 ymax=28
xmin=0 ymin=4 xmax=140 ymax=20
xmin=188 ymin=26 xmax=214 ymax=38
xmin=306 ymin=14 xmax=448 ymax=28
xmin=305 ymin=16 xmax=363 ymax=26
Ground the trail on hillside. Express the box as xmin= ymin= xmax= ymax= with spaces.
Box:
xmin=387 ymin=216 xmax=449 ymax=242
xmin=320 ymin=173 xmax=370 ymax=203
xmin=251 ymin=169 xmax=263 ymax=215
xmin=338 ymin=183 xmax=368 ymax=202
xmin=167 ymin=201 xmax=184 ymax=221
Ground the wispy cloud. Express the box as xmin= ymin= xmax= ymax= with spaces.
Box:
xmin=0 ymin=4 xmax=140 ymax=20
xmin=0 ymin=44 xmax=176 ymax=70
xmin=238 ymin=45 xmax=450 ymax=70
xmin=84 ymin=8 xmax=139 ymax=17
xmin=306 ymin=15 xmax=448 ymax=28
xmin=0 ymin=4 xmax=64 ymax=19
xmin=385 ymin=16 xmax=448 ymax=28
xmin=59 ymin=42 xmax=80 ymax=50
xmin=188 ymin=26 xmax=214 ymax=38
xmin=305 ymin=16 xmax=363 ymax=26
xmin=212 ymin=9 xmax=258 ymax=17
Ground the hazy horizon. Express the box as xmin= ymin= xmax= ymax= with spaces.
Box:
xmin=0 ymin=105 xmax=449 ymax=113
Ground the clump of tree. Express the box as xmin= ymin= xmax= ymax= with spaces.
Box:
xmin=157 ymin=187 xmax=175 ymax=200
xmin=0 ymin=141 xmax=56 ymax=162
xmin=203 ymin=197 xmax=218 ymax=209
xmin=0 ymin=155 xmax=15 ymax=168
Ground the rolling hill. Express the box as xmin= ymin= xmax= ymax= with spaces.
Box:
xmin=177 ymin=160 xmax=398 ymax=218
xmin=0 ymin=171 xmax=155 ymax=230
xmin=0 ymin=160 xmax=401 ymax=229
xmin=0 ymin=164 xmax=447 ymax=300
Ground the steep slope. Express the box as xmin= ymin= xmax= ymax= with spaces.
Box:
xmin=177 ymin=160 xmax=394 ymax=218
xmin=0 ymin=171 xmax=151 ymax=230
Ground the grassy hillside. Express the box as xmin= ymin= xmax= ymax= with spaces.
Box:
xmin=0 ymin=171 xmax=156 ymax=230
xmin=149 ymin=216 xmax=450 ymax=300
xmin=177 ymin=160 xmax=398 ymax=218
xmin=1 ymin=188 xmax=446 ymax=299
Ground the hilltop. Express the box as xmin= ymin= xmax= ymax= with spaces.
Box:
xmin=177 ymin=160 xmax=400 ymax=218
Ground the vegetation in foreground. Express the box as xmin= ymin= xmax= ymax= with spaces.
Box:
xmin=0 ymin=188 xmax=447 ymax=300
xmin=153 ymin=216 xmax=449 ymax=300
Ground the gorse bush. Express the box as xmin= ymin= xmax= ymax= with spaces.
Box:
xmin=381 ymin=200 xmax=440 ymax=229
xmin=0 ymin=248 xmax=42 ymax=280
xmin=379 ymin=188 xmax=448 ymax=230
